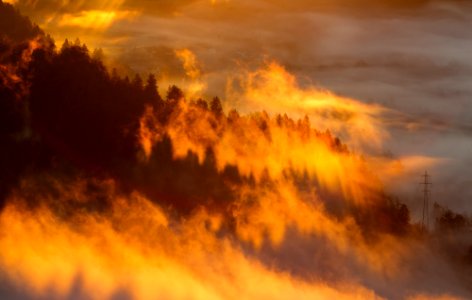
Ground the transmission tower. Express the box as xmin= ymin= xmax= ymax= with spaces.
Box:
xmin=420 ymin=171 xmax=432 ymax=231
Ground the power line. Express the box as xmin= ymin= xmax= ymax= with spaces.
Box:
xmin=420 ymin=171 xmax=432 ymax=231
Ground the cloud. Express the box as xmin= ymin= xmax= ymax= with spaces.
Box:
xmin=123 ymin=0 xmax=198 ymax=15
xmin=57 ymin=10 xmax=137 ymax=30
xmin=10 ymin=0 xmax=472 ymax=217
xmin=13 ymin=0 xmax=126 ymax=16
xmin=100 ymin=0 xmax=472 ymax=216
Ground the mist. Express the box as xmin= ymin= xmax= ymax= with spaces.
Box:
xmin=1 ymin=1 xmax=472 ymax=299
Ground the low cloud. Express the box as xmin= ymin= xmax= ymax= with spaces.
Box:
xmin=11 ymin=0 xmax=472 ymax=218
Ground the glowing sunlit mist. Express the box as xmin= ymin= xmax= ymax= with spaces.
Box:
xmin=227 ymin=61 xmax=387 ymax=149
xmin=175 ymin=48 xmax=207 ymax=99
xmin=58 ymin=10 xmax=137 ymax=30
xmin=0 ymin=178 xmax=384 ymax=300
xmin=140 ymin=100 xmax=382 ymax=204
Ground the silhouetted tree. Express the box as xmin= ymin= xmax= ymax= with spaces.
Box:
xmin=73 ymin=38 xmax=81 ymax=47
xmin=28 ymin=44 xmax=149 ymax=172
xmin=0 ymin=82 xmax=24 ymax=207
xmin=227 ymin=109 xmax=240 ymax=124
xmin=133 ymin=74 xmax=143 ymax=89
xmin=195 ymin=98 xmax=208 ymax=110
xmin=0 ymin=1 xmax=42 ymax=42
xmin=92 ymin=48 xmax=104 ymax=62
xmin=61 ymin=39 xmax=70 ymax=51
xmin=210 ymin=96 xmax=223 ymax=116
xmin=144 ymin=73 xmax=162 ymax=105
xmin=203 ymin=146 xmax=217 ymax=174
xmin=0 ymin=0 xmax=47 ymax=208
xmin=275 ymin=114 xmax=283 ymax=126
xmin=166 ymin=85 xmax=184 ymax=102
xmin=111 ymin=68 xmax=120 ymax=82
xmin=434 ymin=203 xmax=469 ymax=232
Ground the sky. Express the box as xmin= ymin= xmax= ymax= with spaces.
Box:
xmin=10 ymin=0 xmax=472 ymax=216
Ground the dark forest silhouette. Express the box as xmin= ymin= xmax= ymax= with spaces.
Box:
xmin=0 ymin=0 xmax=470 ymax=246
